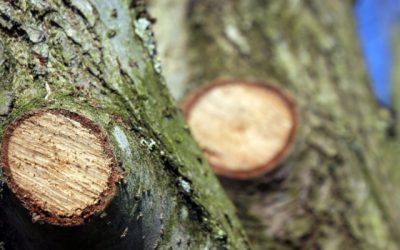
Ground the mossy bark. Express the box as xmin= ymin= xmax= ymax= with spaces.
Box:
xmin=0 ymin=1 xmax=250 ymax=249
xmin=149 ymin=0 xmax=400 ymax=249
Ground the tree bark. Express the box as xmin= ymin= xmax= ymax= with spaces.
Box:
xmin=0 ymin=0 xmax=250 ymax=249
xmin=149 ymin=0 xmax=400 ymax=249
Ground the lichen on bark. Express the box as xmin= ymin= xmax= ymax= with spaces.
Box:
xmin=149 ymin=0 xmax=400 ymax=249
xmin=0 ymin=0 xmax=249 ymax=249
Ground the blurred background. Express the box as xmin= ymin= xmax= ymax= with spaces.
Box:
xmin=355 ymin=0 xmax=400 ymax=106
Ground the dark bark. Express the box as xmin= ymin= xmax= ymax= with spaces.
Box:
xmin=0 ymin=1 xmax=249 ymax=249
xmin=149 ymin=0 xmax=400 ymax=249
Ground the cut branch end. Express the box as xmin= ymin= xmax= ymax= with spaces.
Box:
xmin=182 ymin=80 xmax=297 ymax=179
xmin=1 ymin=109 xmax=120 ymax=226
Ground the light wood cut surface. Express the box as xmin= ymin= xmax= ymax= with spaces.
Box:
xmin=186 ymin=82 xmax=295 ymax=176
xmin=3 ymin=111 xmax=115 ymax=221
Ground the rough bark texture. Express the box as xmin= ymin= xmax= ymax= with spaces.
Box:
xmin=149 ymin=0 xmax=400 ymax=249
xmin=0 ymin=0 xmax=250 ymax=249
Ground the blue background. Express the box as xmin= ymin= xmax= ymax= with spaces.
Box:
xmin=354 ymin=0 xmax=400 ymax=105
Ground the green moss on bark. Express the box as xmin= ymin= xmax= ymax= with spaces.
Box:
xmin=149 ymin=0 xmax=400 ymax=249
xmin=0 ymin=0 xmax=249 ymax=249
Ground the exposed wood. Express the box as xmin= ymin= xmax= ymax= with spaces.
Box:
xmin=181 ymin=80 xmax=296 ymax=179
xmin=1 ymin=109 xmax=120 ymax=225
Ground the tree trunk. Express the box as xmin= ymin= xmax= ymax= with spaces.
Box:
xmin=0 ymin=1 xmax=250 ymax=249
xmin=149 ymin=0 xmax=400 ymax=249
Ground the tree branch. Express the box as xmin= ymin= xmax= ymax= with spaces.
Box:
xmin=0 ymin=0 xmax=249 ymax=249
xmin=149 ymin=0 xmax=400 ymax=249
